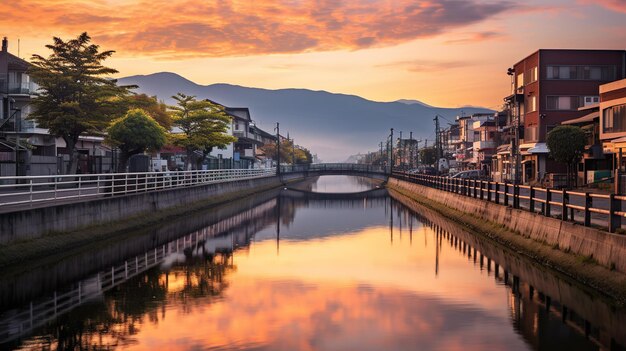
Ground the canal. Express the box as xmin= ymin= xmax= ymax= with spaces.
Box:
xmin=0 ymin=175 xmax=624 ymax=350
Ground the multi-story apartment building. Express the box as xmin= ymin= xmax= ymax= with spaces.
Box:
xmin=453 ymin=113 xmax=492 ymax=171
xmin=505 ymin=49 xmax=626 ymax=184
xmin=473 ymin=113 xmax=505 ymax=176
xmin=0 ymin=37 xmax=61 ymax=176
xmin=599 ymin=78 xmax=626 ymax=175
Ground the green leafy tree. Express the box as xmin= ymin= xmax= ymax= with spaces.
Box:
xmin=106 ymin=109 xmax=167 ymax=171
xmin=125 ymin=94 xmax=172 ymax=130
xmin=260 ymin=138 xmax=296 ymax=164
xmin=419 ymin=147 xmax=437 ymax=166
xmin=168 ymin=93 xmax=236 ymax=170
xmin=294 ymin=147 xmax=312 ymax=164
xmin=546 ymin=125 xmax=586 ymax=188
xmin=28 ymin=32 xmax=134 ymax=174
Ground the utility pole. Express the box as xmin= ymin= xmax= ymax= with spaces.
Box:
xmin=399 ymin=131 xmax=402 ymax=169
xmin=416 ymin=139 xmax=422 ymax=166
xmin=434 ymin=116 xmax=442 ymax=174
xmin=409 ymin=131 xmax=413 ymax=169
xmin=292 ymin=136 xmax=296 ymax=171
xmin=390 ymin=128 xmax=394 ymax=174
xmin=275 ymin=122 xmax=280 ymax=175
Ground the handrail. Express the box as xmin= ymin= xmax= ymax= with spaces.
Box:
xmin=0 ymin=168 xmax=276 ymax=208
xmin=392 ymin=171 xmax=623 ymax=233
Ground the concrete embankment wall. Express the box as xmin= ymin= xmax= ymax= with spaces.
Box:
xmin=0 ymin=173 xmax=304 ymax=245
xmin=389 ymin=177 xmax=626 ymax=274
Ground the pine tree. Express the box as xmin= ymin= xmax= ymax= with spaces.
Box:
xmin=28 ymin=32 xmax=134 ymax=174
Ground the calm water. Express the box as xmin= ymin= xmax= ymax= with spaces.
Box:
xmin=1 ymin=176 xmax=624 ymax=350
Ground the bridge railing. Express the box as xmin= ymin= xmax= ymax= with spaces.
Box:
xmin=281 ymin=163 xmax=387 ymax=174
xmin=0 ymin=168 xmax=275 ymax=209
xmin=392 ymin=171 xmax=625 ymax=233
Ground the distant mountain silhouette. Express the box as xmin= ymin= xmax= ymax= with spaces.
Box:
xmin=394 ymin=99 xmax=434 ymax=108
xmin=118 ymin=72 xmax=494 ymax=162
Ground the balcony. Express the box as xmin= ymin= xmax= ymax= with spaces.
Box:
xmin=473 ymin=140 xmax=497 ymax=151
xmin=233 ymin=130 xmax=248 ymax=138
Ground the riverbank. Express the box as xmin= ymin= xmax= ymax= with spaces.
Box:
xmin=0 ymin=175 xmax=304 ymax=269
xmin=388 ymin=178 xmax=626 ymax=303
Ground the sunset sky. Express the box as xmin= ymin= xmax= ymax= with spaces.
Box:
xmin=1 ymin=0 xmax=625 ymax=108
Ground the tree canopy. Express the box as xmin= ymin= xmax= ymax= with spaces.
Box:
xmin=546 ymin=125 xmax=587 ymax=187
xmin=419 ymin=147 xmax=437 ymax=166
xmin=28 ymin=32 xmax=134 ymax=173
xmin=125 ymin=94 xmax=171 ymax=130
xmin=168 ymin=93 xmax=237 ymax=170
xmin=106 ymin=109 xmax=167 ymax=171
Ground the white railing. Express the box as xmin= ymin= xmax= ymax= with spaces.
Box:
xmin=0 ymin=168 xmax=275 ymax=208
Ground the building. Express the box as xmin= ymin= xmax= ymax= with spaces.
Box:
xmin=598 ymin=78 xmax=626 ymax=182
xmin=453 ymin=113 xmax=493 ymax=171
xmin=503 ymin=49 xmax=626 ymax=184
xmin=473 ymin=113 xmax=505 ymax=176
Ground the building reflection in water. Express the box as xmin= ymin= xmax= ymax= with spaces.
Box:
xmin=1 ymin=176 xmax=625 ymax=350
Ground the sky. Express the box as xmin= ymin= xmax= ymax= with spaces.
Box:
xmin=1 ymin=0 xmax=625 ymax=109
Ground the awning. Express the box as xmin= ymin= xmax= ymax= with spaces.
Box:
xmin=562 ymin=111 xmax=599 ymax=125
xmin=528 ymin=143 xmax=549 ymax=154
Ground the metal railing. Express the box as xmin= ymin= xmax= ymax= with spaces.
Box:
xmin=282 ymin=163 xmax=388 ymax=174
xmin=0 ymin=168 xmax=275 ymax=209
xmin=393 ymin=171 xmax=624 ymax=233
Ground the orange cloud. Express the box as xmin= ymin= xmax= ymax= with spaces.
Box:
xmin=376 ymin=59 xmax=474 ymax=72
xmin=444 ymin=31 xmax=505 ymax=44
xmin=0 ymin=0 xmax=518 ymax=58
xmin=579 ymin=0 xmax=626 ymax=13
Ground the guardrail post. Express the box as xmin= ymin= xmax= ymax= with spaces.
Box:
xmin=584 ymin=192 xmax=591 ymax=227
xmin=562 ymin=189 xmax=568 ymax=221
xmin=487 ymin=182 xmax=492 ymax=202
xmin=472 ymin=180 xmax=477 ymax=198
xmin=479 ymin=181 xmax=484 ymax=200
xmin=504 ymin=183 xmax=509 ymax=206
xmin=495 ymin=183 xmax=500 ymax=204
xmin=609 ymin=194 xmax=621 ymax=233
xmin=545 ymin=190 xmax=552 ymax=217
xmin=529 ymin=186 xmax=535 ymax=213
xmin=513 ymin=185 xmax=519 ymax=209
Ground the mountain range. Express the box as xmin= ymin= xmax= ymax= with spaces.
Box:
xmin=118 ymin=72 xmax=494 ymax=162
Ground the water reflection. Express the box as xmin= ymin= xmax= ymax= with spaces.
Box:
xmin=290 ymin=175 xmax=381 ymax=193
xmin=1 ymin=176 xmax=624 ymax=350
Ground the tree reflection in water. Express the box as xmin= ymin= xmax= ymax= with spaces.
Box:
xmin=16 ymin=252 xmax=233 ymax=351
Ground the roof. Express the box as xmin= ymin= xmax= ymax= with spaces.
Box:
xmin=561 ymin=111 xmax=599 ymax=125
xmin=0 ymin=51 xmax=30 ymax=71
xmin=512 ymin=49 xmax=626 ymax=68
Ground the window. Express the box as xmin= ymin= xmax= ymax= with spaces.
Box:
xmin=516 ymin=73 xmax=524 ymax=89
xmin=527 ymin=95 xmax=537 ymax=112
xmin=584 ymin=96 xmax=599 ymax=106
xmin=604 ymin=104 xmax=626 ymax=133
xmin=524 ymin=66 xmax=538 ymax=84
xmin=546 ymin=65 xmax=616 ymax=80
xmin=546 ymin=96 xmax=583 ymax=110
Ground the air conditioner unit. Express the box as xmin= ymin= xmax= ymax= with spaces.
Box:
xmin=584 ymin=96 xmax=599 ymax=106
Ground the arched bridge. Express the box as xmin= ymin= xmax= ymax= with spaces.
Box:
xmin=281 ymin=163 xmax=389 ymax=180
